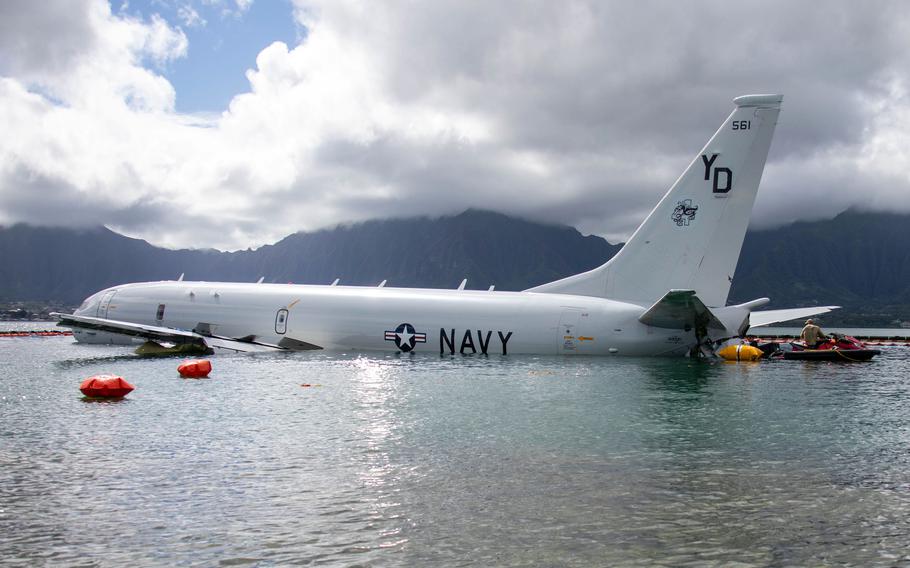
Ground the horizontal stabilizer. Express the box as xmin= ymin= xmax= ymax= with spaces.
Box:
xmin=638 ymin=290 xmax=725 ymax=330
xmin=52 ymin=313 xmax=292 ymax=353
xmin=748 ymin=306 xmax=840 ymax=328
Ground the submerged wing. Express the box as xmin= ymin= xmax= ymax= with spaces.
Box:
xmin=748 ymin=306 xmax=839 ymax=328
xmin=638 ymin=289 xmax=726 ymax=330
xmin=52 ymin=313 xmax=294 ymax=353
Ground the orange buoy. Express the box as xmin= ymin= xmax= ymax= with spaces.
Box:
xmin=178 ymin=359 xmax=212 ymax=378
xmin=80 ymin=375 xmax=135 ymax=398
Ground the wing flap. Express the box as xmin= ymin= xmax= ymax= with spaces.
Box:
xmin=638 ymin=289 xmax=726 ymax=330
xmin=278 ymin=337 xmax=323 ymax=351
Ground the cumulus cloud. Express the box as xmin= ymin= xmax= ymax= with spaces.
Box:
xmin=1 ymin=0 xmax=909 ymax=250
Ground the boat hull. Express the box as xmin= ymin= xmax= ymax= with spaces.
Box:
xmin=782 ymin=349 xmax=880 ymax=362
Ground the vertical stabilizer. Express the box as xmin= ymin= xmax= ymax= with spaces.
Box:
xmin=528 ymin=94 xmax=782 ymax=307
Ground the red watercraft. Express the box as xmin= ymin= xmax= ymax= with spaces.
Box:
xmin=778 ymin=334 xmax=880 ymax=362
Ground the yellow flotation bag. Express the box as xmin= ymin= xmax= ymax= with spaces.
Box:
xmin=717 ymin=344 xmax=763 ymax=361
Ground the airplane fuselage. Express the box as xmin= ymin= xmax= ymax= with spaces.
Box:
xmin=61 ymin=95 xmax=794 ymax=357
xmin=74 ymin=281 xmax=695 ymax=356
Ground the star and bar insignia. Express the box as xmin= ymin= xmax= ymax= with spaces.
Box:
xmin=384 ymin=322 xmax=427 ymax=352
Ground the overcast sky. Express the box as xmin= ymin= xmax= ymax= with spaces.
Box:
xmin=1 ymin=0 xmax=909 ymax=250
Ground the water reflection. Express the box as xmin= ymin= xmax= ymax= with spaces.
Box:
xmin=347 ymin=357 xmax=409 ymax=551
xmin=3 ymin=340 xmax=910 ymax=565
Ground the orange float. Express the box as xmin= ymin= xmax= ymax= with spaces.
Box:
xmin=80 ymin=375 xmax=135 ymax=398
xmin=178 ymin=359 xmax=212 ymax=378
xmin=717 ymin=344 xmax=763 ymax=362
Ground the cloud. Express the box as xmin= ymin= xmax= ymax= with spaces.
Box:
xmin=177 ymin=5 xmax=206 ymax=29
xmin=754 ymin=80 xmax=910 ymax=228
xmin=0 ymin=1 xmax=96 ymax=83
xmin=0 ymin=0 xmax=186 ymax=111
xmin=198 ymin=0 xmax=253 ymax=20
xmin=1 ymin=0 xmax=910 ymax=250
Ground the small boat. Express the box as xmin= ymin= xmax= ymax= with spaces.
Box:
xmin=775 ymin=334 xmax=881 ymax=362
xmin=782 ymin=348 xmax=880 ymax=362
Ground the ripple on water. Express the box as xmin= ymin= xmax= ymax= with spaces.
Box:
xmin=1 ymin=338 xmax=910 ymax=565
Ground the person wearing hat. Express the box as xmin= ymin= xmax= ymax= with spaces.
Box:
xmin=800 ymin=318 xmax=827 ymax=349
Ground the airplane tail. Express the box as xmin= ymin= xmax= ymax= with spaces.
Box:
xmin=528 ymin=94 xmax=782 ymax=308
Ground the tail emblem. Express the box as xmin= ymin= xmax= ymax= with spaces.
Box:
xmin=671 ymin=199 xmax=699 ymax=226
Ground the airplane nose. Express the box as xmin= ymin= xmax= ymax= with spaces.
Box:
xmin=74 ymin=291 xmax=103 ymax=316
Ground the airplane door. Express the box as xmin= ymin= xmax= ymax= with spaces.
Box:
xmin=275 ymin=308 xmax=289 ymax=335
xmin=558 ymin=308 xmax=585 ymax=354
xmin=96 ymin=290 xmax=117 ymax=318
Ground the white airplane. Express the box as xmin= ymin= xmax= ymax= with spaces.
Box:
xmin=55 ymin=94 xmax=836 ymax=357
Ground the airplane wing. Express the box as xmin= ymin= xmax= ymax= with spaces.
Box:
xmin=51 ymin=313 xmax=308 ymax=353
xmin=748 ymin=306 xmax=840 ymax=328
xmin=638 ymin=290 xmax=726 ymax=330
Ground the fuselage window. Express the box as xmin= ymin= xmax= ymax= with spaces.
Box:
xmin=156 ymin=304 xmax=166 ymax=321
xmin=275 ymin=308 xmax=289 ymax=334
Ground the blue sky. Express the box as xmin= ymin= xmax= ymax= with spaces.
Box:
xmin=121 ymin=0 xmax=299 ymax=113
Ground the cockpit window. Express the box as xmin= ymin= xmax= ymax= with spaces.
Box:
xmin=75 ymin=291 xmax=104 ymax=316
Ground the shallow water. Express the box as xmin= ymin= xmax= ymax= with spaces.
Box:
xmin=1 ymin=329 xmax=910 ymax=566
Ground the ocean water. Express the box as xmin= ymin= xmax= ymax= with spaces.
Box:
xmin=2 ymin=327 xmax=910 ymax=566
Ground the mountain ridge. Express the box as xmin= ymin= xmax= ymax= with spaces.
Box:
xmin=2 ymin=209 xmax=909 ymax=325
xmin=0 ymin=210 xmax=620 ymax=302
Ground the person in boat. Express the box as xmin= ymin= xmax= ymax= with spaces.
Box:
xmin=800 ymin=319 xmax=827 ymax=349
